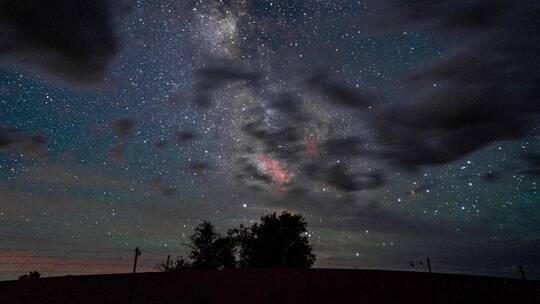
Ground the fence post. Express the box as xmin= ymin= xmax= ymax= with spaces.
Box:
xmin=426 ymin=257 xmax=432 ymax=274
xmin=128 ymin=247 xmax=141 ymax=304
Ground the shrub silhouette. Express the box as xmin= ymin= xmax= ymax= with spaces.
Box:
xmin=158 ymin=256 xmax=191 ymax=272
xmin=18 ymin=271 xmax=41 ymax=280
xmin=234 ymin=212 xmax=316 ymax=268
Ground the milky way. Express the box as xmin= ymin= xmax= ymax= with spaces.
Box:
xmin=0 ymin=0 xmax=539 ymax=280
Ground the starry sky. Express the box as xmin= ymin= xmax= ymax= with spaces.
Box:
xmin=1 ymin=0 xmax=539 ymax=277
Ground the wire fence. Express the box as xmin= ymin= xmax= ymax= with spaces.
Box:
xmin=323 ymin=260 xmax=540 ymax=280
xmin=0 ymin=248 xmax=165 ymax=281
xmin=1 ymin=248 xmax=539 ymax=281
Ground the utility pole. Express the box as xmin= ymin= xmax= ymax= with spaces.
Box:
xmin=518 ymin=265 xmax=534 ymax=304
xmin=411 ymin=258 xmax=435 ymax=303
xmin=128 ymin=247 xmax=141 ymax=304
xmin=426 ymin=257 xmax=436 ymax=304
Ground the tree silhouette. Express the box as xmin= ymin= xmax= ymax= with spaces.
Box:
xmin=162 ymin=213 xmax=315 ymax=270
xmin=235 ymin=212 xmax=316 ymax=268
xmin=188 ymin=221 xmax=236 ymax=269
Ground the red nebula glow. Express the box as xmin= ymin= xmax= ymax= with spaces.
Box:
xmin=257 ymin=154 xmax=291 ymax=185
xmin=305 ymin=133 xmax=320 ymax=157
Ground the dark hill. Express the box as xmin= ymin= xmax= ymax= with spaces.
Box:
xmin=1 ymin=269 xmax=539 ymax=304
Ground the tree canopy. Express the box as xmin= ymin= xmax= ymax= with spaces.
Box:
xmin=163 ymin=212 xmax=316 ymax=270
xmin=187 ymin=221 xmax=236 ymax=269
xmin=236 ymin=212 xmax=316 ymax=268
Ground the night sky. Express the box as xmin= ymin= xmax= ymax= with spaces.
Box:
xmin=1 ymin=0 xmax=539 ymax=277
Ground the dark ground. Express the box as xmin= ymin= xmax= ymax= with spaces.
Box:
xmin=0 ymin=269 xmax=539 ymax=304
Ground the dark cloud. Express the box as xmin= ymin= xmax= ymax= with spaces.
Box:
xmin=111 ymin=118 xmax=136 ymax=138
xmin=0 ymin=127 xmax=18 ymax=149
xmin=187 ymin=161 xmax=210 ymax=174
xmin=412 ymin=182 xmax=434 ymax=194
xmin=109 ymin=144 xmax=125 ymax=162
xmin=237 ymin=97 xmax=378 ymax=196
xmin=147 ymin=178 xmax=178 ymax=198
xmin=196 ymin=65 xmax=261 ymax=85
xmin=175 ymin=130 xmax=196 ymax=143
xmin=243 ymin=122 xmax=304 ymax=160
xmin=147 ymin=177 xmax=163 ymax=188
xmin=20 ymin=135 xmax=48 ymax=158
xmin=236 ymin=162 xmax=273 ymax=185
xmin=270 ymin=192 xmax=460 ymax=238
xmin=365 ymin=0 xmax=540 ymax=169
xmin=304 ymin=163 xmax=384 ymax=193
xmin=0 ymin=127 xmax=48 ymax=158
xmin=161 ymin=187 xmax=177 ymax=197
xmin=306 ymin=72 xmax=376 ymax=108
xmin=520 ymin=153 xmax=540 ymax=176
xmin=269 ymin=93 xmax=308 ymax=121
xmin=0 ymin=0 xmax=119 ymax=84
xmin=225 ymin=0 xmax=537 ymax=203
xmin=246 ymin=184 xmax=264 ymax=192
xmin=365 ymin=0 xmax=512 ymax=34
xmin=481 ymin=171 xmax=500 ymax=183
xmin=153 ymin=139 xmax=169 ymax=150
xmin=321 ymin=137 xmax=366 ymax=158
xmin=303 ymin=164 xmax=357 ymax=192
xmin=152 ymin=131 xmax=196 ymax=150
xmin=239 ymin=92 xmax=329 ymax=163
xmin=287 ymin=187 xmax=308 ymax=197
xmin=58 ymin=149 xmax=77 ymax=162
xmin=194 ymin=64 xmax=262 ymax=107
